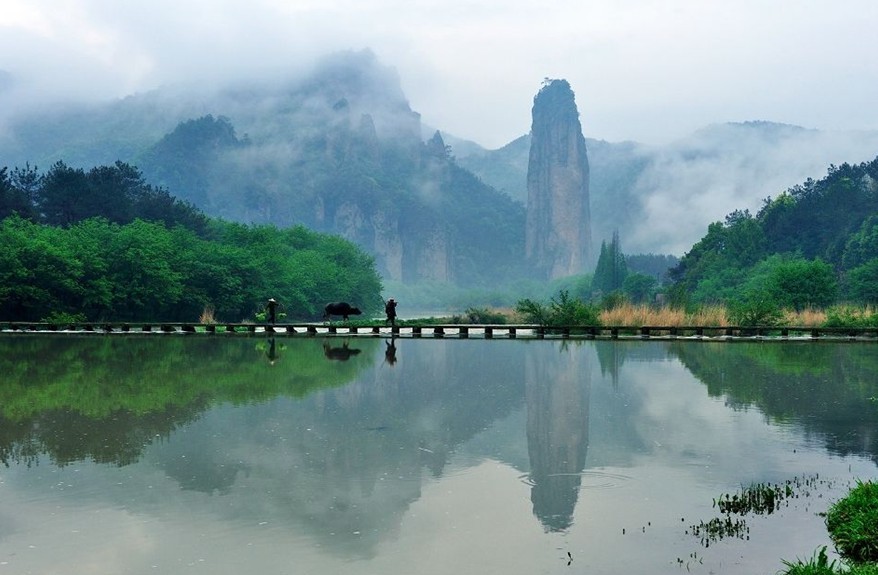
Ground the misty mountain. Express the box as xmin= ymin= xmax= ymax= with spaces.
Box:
xmin=4 ymin=47 xmax=878 ymax=281
xmin=0 ymin=50 xmax=525 ymax=286
xmin=455 ymin=121 xmax=878 ymax=255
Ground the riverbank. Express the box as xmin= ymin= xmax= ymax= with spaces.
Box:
xmin=779 ymin=480 xmax=878 ymax=574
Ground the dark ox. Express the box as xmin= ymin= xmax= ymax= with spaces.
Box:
xmin=323 ymin=302 xmax=362 ymax=321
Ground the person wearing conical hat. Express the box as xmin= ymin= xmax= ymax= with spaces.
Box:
xmin=266 ymin=298 xmax=278 ymax=324
xmin=384 ymin=298 xmax=397 ymax=327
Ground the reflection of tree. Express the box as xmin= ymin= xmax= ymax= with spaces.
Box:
xmin=670 ymin=342 xmax=878 ymax=462
xmin=525 ymin=341 xmax=591 ymax=532
xmin=0 ymin=406 xmax=203 ymax=468
xmin=0 ymin=335 xmax=376 ymax=467
xmin=594 ymin=341 xmax=673 ymax=387
xmin=595 ymin=340 xmax=625 ymax=386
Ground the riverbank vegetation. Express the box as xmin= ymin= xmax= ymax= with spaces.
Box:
xmin=470 ymin=299 xmax=878 ymax=329
xmin=0 ymin=162 xmax=382 ymax=322
xmin=779 ymin=480 xmax=878 ymax=575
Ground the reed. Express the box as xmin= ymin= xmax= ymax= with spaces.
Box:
xmin=199 ymin=305 xmax=217 ymax=325
xmin=784 ymin=307 xmax=827 ymax=327
xmin=459 ymin=302 xmax=878 ymax=328
xmin=599 ymin=304 xmax=682 ymax=326
xmin=598 ymin=304 xmax=730 ymax=327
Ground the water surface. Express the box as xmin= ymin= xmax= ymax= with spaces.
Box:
xmin=0 ymin=335 xmax=876 ymax=574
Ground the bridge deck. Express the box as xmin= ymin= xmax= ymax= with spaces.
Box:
xmin=2 ymin=322 xmax=877 ymax=341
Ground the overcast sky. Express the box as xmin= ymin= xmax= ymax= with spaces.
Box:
xmin=1 ymin=0 xmax=877 ymax=149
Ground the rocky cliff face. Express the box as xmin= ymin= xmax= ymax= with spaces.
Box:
xmin=525 ymin=80 xmax=592 ymax=279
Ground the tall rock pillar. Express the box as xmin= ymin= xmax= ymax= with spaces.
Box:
xmin=525 ymin=79 xmax=592 ymax=279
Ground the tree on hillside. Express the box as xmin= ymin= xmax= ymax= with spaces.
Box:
xmin=2 ymin=161 xmax=207 ymax=233
xmin=842 ymin=215 xmax=878 ymax=270
xmin=622 ymin=273 xmax=658 ymax=304
xmin=0 ymin=166 xmax=38 ymax=220
xmin=845 ymin=259 xmax=878 ymax=304
xmin=625 ymin=253 xmax=679 ymax=284
xmin=38 ymin=162 xmax=91 ymax=226
xmin=592 ymin=231 xmax=627 ymax=295
xmin=763 ymin=256 xmax=837 ymax=311
xmin=757 ymin=160 xmax=878 ymax=265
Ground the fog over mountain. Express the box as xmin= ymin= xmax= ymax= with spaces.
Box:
xmin=455 ymin=122 xmax=878 ymax=255
xmin=2 ymin=1 xmax=877 ymax=149
xmin=2 ymin=46 xmax=878 ymax=260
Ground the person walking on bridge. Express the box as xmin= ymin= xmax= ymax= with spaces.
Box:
xmin=384 ymin=298 xmax=398 ymax=327
xmin=265 ymin=298 xmax=279 ymax=324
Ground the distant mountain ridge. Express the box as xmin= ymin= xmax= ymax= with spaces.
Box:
xmin=2 ymin=49 xmax=878 ymax=270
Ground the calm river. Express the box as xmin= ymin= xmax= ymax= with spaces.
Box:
xmin=0 ymin=334 xmax=876 ymax=575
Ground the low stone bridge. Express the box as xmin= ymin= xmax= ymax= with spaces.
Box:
xmin=2 ymin=322 xmax=878 ymax=341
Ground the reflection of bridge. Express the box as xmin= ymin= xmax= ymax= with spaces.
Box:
xmin=3 ymin=322 xmax=878 ymax=340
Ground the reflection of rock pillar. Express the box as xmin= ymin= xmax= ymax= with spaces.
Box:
xmin=525 ymin=342 xmax=591 ymax=532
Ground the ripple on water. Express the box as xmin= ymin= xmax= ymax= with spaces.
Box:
xmin=519 ymin=469 xmax=632 ymax=490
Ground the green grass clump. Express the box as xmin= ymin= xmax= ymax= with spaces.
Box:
xmin=825 ymin=480 xmax=878 ymax=563
xmin=779 ymin=547 xmax=878 ymax=575
xmin=780 ymin=547 xmax=838 ymax=575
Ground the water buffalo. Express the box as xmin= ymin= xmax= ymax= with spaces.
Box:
xmin=323 ymin=302 xmax=362 ymax=321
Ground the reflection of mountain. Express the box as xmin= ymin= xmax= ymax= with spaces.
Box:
xmin=525 ymin=341 xmax=591 ymax=532
xmin=670 ymin=342 xmax=878 ymax=462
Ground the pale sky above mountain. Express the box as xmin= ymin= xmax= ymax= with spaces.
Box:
xmin=1 ymin=0 xmax=876 ymax=149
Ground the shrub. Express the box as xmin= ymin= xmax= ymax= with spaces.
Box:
xmin=514 ymin=298 xmax=550 ymax=326
xmin=42 ymin=311 xmax=87 ymax=324
xmin=548 ymin=290 xmax=601 ymax=326
xmin=515 ymin=290 xmax=601 ymax=327
xmin=599 ymin=291 xmax=627 ymax=311
xmin=826 ymin=480 xmax=878 ymax=563
xmin=823 ymin=306 xmax=878 ymax=328
xmin=454 ymin=307 xmax=508 ymax=324
xmin=728 ymin=290 xmax=785 ymax=326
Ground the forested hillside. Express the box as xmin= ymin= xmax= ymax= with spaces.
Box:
xmin=669 ymin=157 xmax=878 ymax=309
xmin=0 ymin=162 xmax=383 ymax=323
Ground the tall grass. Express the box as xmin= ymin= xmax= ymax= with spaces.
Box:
xmin=199 ymin=305 xmax=217 ymax=325
xmin=492 ymin=303 xmax=877 ymax=327
xmin=599 ymin=304 xmax=729 ymax=327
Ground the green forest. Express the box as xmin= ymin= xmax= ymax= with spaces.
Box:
xmin=668 ymin=158 xmax=878 ymax=312
xmin=0 ymin=161 xmax=383 ymax=322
